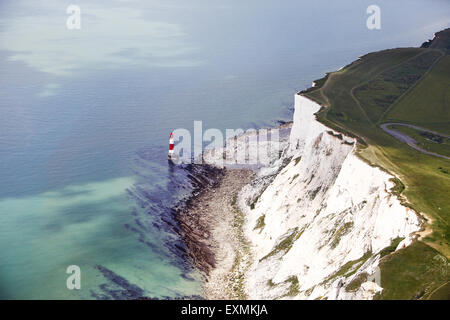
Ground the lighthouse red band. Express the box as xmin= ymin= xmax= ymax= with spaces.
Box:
xmin=168 ymin=132 xmax=174 ymax=159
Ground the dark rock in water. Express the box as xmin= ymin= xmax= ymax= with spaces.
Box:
xmin=94 ymin=265 xmax=146 ymax=299
xmin=172 ymin=164 xmax=225 ymax=276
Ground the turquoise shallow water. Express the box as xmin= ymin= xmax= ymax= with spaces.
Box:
xmin=0 ymin=160 xmax=206 ymax=299
xmin=0 ymin=0 xmax=449 ymax=299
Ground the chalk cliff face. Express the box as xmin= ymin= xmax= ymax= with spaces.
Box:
xmin=238 ymin=95 xmax=421 ymax=299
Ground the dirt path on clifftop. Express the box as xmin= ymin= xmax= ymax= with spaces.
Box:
xmin=380 ymin=123 xmax=450 ymax=160
xmin=180 ymin=168 xmax=254 ymax=299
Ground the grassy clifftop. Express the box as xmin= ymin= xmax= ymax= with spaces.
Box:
xmin=302 ymin=29 xmax=450 ymax=299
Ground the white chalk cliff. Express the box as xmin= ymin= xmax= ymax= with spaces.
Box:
xmin=237 ymin=95 xmax=421 ymax=300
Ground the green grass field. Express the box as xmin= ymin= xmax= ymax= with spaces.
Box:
xmin=385 ymin=55 xmax=450 ymax=134
xmin=303 ymin=28 xmax=450 ymax=299
xmin=377 ymin=241 xmax=449 ymax=300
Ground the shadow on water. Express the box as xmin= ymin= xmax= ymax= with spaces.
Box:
xmin=89 ymin=146 xmax=220 ymax=299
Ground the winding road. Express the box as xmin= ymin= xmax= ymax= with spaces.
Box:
xmin=380 ymin=123 xmax=450 ymax=160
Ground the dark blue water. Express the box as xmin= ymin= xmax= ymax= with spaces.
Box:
xmin=0 ymin=0 xmax=449 ymax=299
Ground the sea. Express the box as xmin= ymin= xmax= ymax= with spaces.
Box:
xmin=0 ymin=0 xmax=449 ymax=299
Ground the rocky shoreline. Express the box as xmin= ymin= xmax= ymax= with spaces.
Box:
xmin=173 ymin=123 xmax=292 ymax=299
xmin=175 ymin=166 xmax=254 ymax=299
xmin=171 ymin=92 xmax=423 ymax=300
xmin=172 ymin=164 xmax=224 ymax=274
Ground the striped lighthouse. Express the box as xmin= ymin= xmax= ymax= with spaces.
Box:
xmin=168 ymin=132 xmax=174 ymax=160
